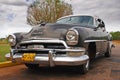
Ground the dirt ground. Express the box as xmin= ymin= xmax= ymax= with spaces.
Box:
xmin=0 ymin=45 xmax=120 ymax=80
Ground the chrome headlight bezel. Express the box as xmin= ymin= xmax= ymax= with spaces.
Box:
xmin=66 ymin=29 xmax=79 ymax=45
xmin=8 ymin=34 xmax=16 ymax=46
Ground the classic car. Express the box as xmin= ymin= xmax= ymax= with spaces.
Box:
xmin=7 ymin=14 xmax=113 ymax=74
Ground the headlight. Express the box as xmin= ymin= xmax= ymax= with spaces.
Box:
xmin=8 ymin=34 xmax=16 ymax=46
xmin=66 ymin=29 xmax=79 ymax=45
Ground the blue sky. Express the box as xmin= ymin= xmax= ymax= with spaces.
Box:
xmin=0 ymin=0 xmax=120 ymax=38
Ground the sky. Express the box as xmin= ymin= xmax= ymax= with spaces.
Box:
xmin=0 ymin=0 xmax=120 ymax=38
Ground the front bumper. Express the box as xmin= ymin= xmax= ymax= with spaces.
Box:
xmin=6 ymin=48 xmax=89 ymax=67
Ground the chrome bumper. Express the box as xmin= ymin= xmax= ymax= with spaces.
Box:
xmin=6 ymin=48 xmax=89 ymax=67
xmin=13 ymin=54 xmax=89 ymax=67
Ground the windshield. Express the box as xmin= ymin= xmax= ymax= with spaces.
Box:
xmin=56 ymin=16 xmax=94 ymax=26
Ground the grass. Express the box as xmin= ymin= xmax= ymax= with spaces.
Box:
xmin=0 ymin=38 xmax=10 ymax=62
xmin=0 ymin=43 xmax=10 ymax=62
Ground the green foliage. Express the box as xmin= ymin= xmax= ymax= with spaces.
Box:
xmin=110 ymin=31 xmax=120 ymax=40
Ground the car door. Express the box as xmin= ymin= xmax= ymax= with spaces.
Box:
xmin=93 ymin=18 xmax=103 ymax=54
xmin=97 ymin=19 xmax=108 ymax=54
xmin=100 ymin=21 xmax=108 ymax=53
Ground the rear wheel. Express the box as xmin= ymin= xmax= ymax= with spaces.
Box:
xmin=105 ymin=43 xmax=111 ymax=57
xmin=88 ymin=43 xmax=96 ymax=61
xmin=25 ymin=63 xmax=39 ymax=69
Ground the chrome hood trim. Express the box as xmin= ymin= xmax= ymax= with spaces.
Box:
xmin=20 ymin=39 xmax=69 ymax=48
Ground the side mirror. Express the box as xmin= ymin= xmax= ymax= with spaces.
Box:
xmin=98 ymin=23 xmax=105 ymax=28
xmin=94 ymin=23 xmax=105 ymax=31
xmin=97 ymin=19 xmax=105 ymax=28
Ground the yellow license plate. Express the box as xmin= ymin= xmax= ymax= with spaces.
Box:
xmin=22 ymin=53 xmax=36 ymax=61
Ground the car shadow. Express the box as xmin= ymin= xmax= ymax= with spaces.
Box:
xmin=25 ymin=66 xmax=83 ymax=76
xmin=22 ymin=55 xmax=109 ymax=77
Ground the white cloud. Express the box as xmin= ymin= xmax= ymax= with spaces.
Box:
xmin=0 ymin=0 xmax=28 ymax=6
xmin=0 ymin=0 xmax=32 ymax=38
xmin=0 ymin=24 xmax=31 ymax=38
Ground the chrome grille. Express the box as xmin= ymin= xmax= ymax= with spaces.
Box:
xmin=20 ymin=43 xmax=65 ymax=49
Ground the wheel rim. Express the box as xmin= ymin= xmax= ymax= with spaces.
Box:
xmin=85 ymin=60 xmax=89 ymax=71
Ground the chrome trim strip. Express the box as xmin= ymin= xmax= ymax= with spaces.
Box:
xmin=15 ymin=48 xmax=85 ymax=52
xmin=29 ymin=38 xmax=59 ymax=40
xmin=84 ymin=40 xmax=107 ymax=43
xmin=20 ymin=40 xmax=69 ymax=48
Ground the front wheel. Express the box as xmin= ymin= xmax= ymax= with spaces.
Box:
xmin=80 ymin=60 xmax=90 ymax=74
xmin=25 ymin=63 xmax=39 ymax=69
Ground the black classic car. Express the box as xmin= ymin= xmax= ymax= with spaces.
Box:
xmin=7 ymin=15 xmax=113 ymax=74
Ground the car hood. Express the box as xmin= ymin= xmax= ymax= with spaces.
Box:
xmin=23 ymin=23 xmax=81 ymax=40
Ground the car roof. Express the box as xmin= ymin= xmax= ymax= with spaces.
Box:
xmin=57 ymin=14 xmax=99 ymax=21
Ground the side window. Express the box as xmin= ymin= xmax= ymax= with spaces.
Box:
xmin=56 ymin=17 xmax=70 ymax=24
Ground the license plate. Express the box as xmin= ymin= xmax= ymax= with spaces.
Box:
xmin=22 ymin=53 xmax=36 ymax=61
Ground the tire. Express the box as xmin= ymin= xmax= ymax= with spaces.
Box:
xmin=88 ymin=43 xmax=96 ymax=61
xmin=80 ymin=60 xmax=90 ymax=74
xmin=25 ymin=63 xmax=39 ymax=69
xmin=105 ymin=43 xmax=111 ymax=57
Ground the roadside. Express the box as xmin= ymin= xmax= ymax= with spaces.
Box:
xmin=0 ymin=61 xmax=22 ymax=68
xmin=112 ymin=40 xmax=120 ymax=46
xmin=0 ymin=39 xmax=22 ymax=68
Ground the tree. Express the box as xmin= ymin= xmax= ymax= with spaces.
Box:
xmin=110 ymin=31 xmax=120 ymax=40
xmin=27 ymin=0 xmax=73 ymax=26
